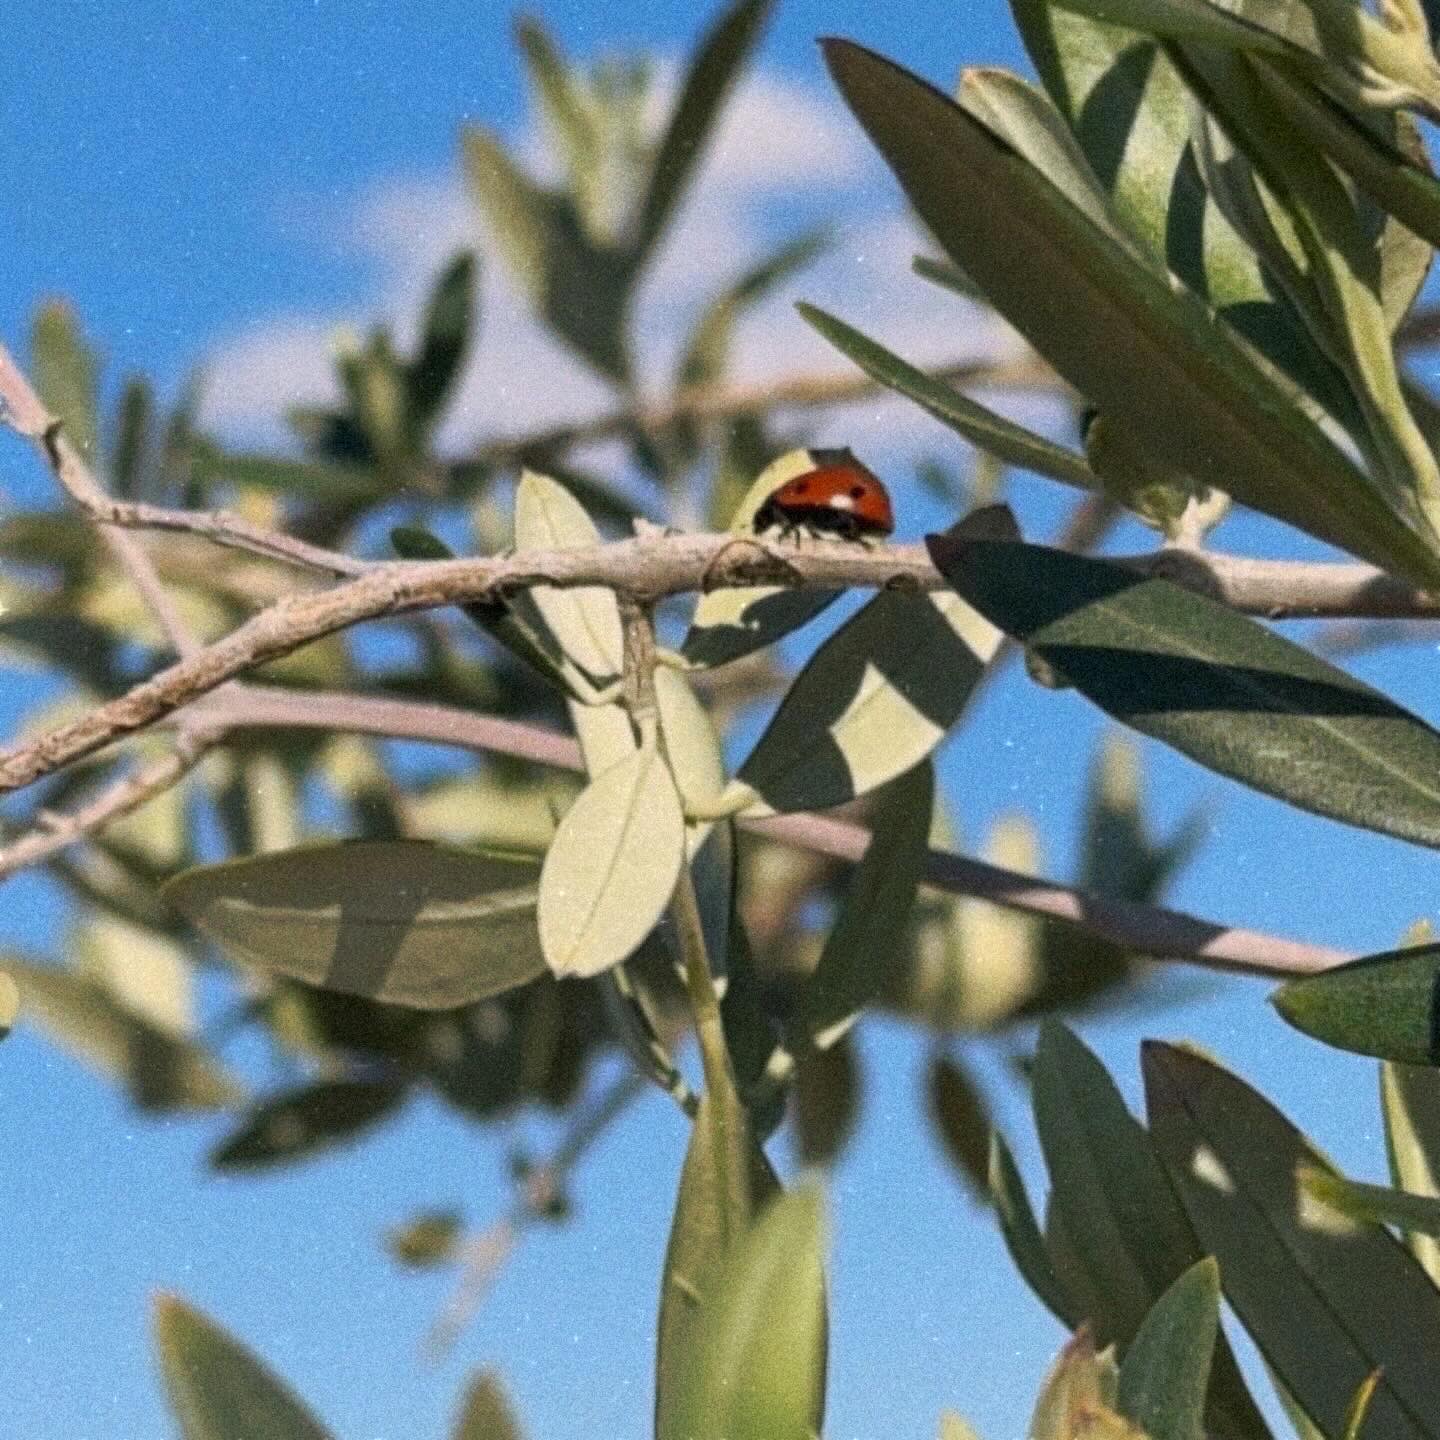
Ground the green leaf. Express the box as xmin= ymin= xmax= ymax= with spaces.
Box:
xmin=656 ymin=1091 xmax=780 ymax=1440
xmin=406 ymin=251 xmax=476 ymax=434
xmin=511 ymin=469 xmax=625 ymax=700
xmin=461 ymin=127 xmax=632 ymax=381
xmin=604 ymin=962 xmax=697 ymax=1114
xmin=154 ymin=1294 xmax=334 ymax=1440
xmin=929 ymin=1053 xmax=993 ymax=1196
xmin=385 ymin=1209 xmax=464 ymax=1269
xmin=798 ymin=762 xmax=934 ymax=1047
xmin=211 ymin=1078 xmax=406 ymax=1171
xmin=799 ymin=304 xmax=1097 ymax=492
xmin=1030 ymin=1330 xmax=1127 ymax=1440
xmin=1144 ymin=1041 xmax=1440 ymax=1440
xmin=515 ymin=16 xmax=598 ymax=198
xmin=0 ymin=970 xmax=18 ymax=1041
xmin=537 ymin=743 xmax=685 ymax=979
xmin=1033 ymin=1024 xmax=1269 ymax=1440
xmin=929 ymin=536 xmax=1440 ymax=849
xmin=5 ymin=955 xmax=240 ymax=1110
xmin=165 ymin=840 xmax=547 ymax=1010
xmin=1382 ymin=1060 xmax=1440 ymax=1281
xmin=668 ymin=1185 xmax=827 ymax=1440
xmin=939 ymin=1412 xmax=983 ymax=1440
xmin=792 ymin=1033 xmax=860 ymax=1167
xmin=189 ymin=449 xmax=387 ymax=502
xmin=111 ymin=376 xmax=154 ymax=497
xmin=822 ymin=39 xmax=1440 ymax=585
xmin=453 ymin=1370 xmax=525 ymax=1440
xmin=1297 ymin=1164 xmax=1440 ymax=1238
xmin=32 ymin=300 xmax=99 ymax=461
xmin=1273 ymin=942 xmax=1440 ymax=1063
xmin=722 ymin=555 xmax=1000 ymax=816
xmin=988 ymin=1132 xmax=1081 ymax=1326
xmin=1116 ymin=1258 xmax=1220 ymax=1440
xmin=679 ymin=229 xmax=829 ymax=390
xmin=628 ymin=0 xmax=776 ymax=267
xmin=681 ymin=448 xmax=841 ymax=669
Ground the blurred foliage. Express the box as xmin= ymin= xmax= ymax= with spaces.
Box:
xmin=16 ymin=0 xmax=1440 ymax=1433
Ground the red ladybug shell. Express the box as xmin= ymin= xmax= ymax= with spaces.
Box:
xmin=752 ymin=451 xmax=894 ymax=540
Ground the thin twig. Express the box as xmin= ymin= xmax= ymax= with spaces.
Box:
xmin=0 ymin=728 xmax=221 ymax=882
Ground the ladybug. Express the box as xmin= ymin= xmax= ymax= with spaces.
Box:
xmin=752 ymin=449 xmax=895 ymax=543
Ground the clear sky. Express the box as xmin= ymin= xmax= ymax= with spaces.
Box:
xmin=1 ymin=2 xmax=1435 ymax=1438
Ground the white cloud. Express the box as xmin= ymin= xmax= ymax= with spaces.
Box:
xmin=198 ymin=65 xmax=1025 ymax=462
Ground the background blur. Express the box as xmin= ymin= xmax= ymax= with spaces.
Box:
xmin=2 ymin=1 xmax=1433 ymax=1436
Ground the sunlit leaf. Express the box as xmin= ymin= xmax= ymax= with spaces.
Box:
xmin=799 ymin=763 xmax=934 ymax=1047
xmin=0 ymin=970 xmax=18 ymax=1041
xmin=931 ymin=536 xmax=1440 ymax=849
xmin=538 ymin=743 xmax=685 ymax=979
xmin=656 ymin=1091 xmax=780 ymax=1440
xmin=668 ymin=1185 xmax=827 ymax=1440
xmin=1273 ymin=942 xmax=1440 ymax=1064
xmin=154 ymin=1294 xmax=334 ymax=1440
xmin=824 ymin=39 xmax=1440 ymax=584
xmin=1298 ymin=1164 xmax=1440 ymax=1238
xmin=1116 ymin=1258 xmax=1219 ymax=1440
xmin=511 ymin=469 xmax=625 ymax=700
xmin=32 ymin=300 xmax=99 ymax=460
xmin=1145 ymin=1041 xmax=1440 ymax=1440
xmin=211 ymin=1078 xmax=406 ymax=1171
xmin=799 ymin=304 xmax=1097 ymax=492
xmin=1030 ymin=1330 xmax=1126 ymax=1440
xmin=165 ymin=840 xmax=547 ymax=1010
xmin=681 ymin=448 xmax=841 ymax=669
xmin=1382 ymin=1060 xmax=1440 ymax=1281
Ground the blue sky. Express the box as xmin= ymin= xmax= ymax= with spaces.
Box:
xmin=2 ymin=1 xmax=1437 ymax=1438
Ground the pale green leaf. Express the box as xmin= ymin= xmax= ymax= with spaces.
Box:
xmin=154 ymin=1294 xmax=334 ymax=1440
xmin=1382 ymin=1061 xmax=1440 ymax=1281
xmin=1030 ymin=1331 xmax=1127 ymax=1440
xmin=1297 ymin=1164 xmax=1440 ymax=1238
xmin=32 ymin=300 xmax=99 ymax=461
xmin=165 ymin=840 xmax=546 ymax=1010
xmin=681 ymin=448 xmax=840 ymax=669
xmin=538 ymin=744 xmax=685 ymax=978
xmin=0 ymin=970 xmax=18 ymax=1041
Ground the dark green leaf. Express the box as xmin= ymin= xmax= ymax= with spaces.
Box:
xmin=1274 ymin=943 xmax=1440 ymax=1064
xmin=211 ymin=1078 xmax=405 ymax=1171
xmin=111 ymin=376 xmax=154 ymax=497
xmin=165 ymin=840 xmax=547 ymax=1010
xmin=799 ymin=763 xmax=933 ymax=1047
xmin=1116 ymin=1258 xmax=1220 ymax=1440
xmin=800 ymin=304 xmax=1097 ymax=492
xmin=823 ymin=39 xmax=1440 ymax=584
xmin=792 ymin=1033 xmax=860 ymax=1167
xmin=190 ymin=448 xmax=386 ymax=502
xmin=629 ymin=0 xmax=776 ymax=266
xmin=154 ymin=1294 xmax=334 ymax=1440
xmin=929 ymin=1053 xmax=992 ymax=1196
xmin=929 ymin=537 xmax=1440 ymax=849
xmin=407 ymin=252 xmax=476 ymax=433
xmin=1144 ymin=1041 xmax=1440 ymax=1440
xmin=31 ymin=300 xmax=99 ymax=460
xmin=988 ymin=1132 xmax=1081 ymax=1325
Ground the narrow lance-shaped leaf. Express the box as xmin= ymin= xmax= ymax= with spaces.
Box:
xmin=681 ymin=448 xmax=842 ymax=669
xmin=799 ymin=762 xmax=934 ymax=1048
xmin=929 ymin=535 xmax=1440 ymax=850
xmin=822 ymin=39 xmax=1440 ymax=585
xmin=799 ymin=304 xmax=1098 ymax=493
xmin=667 ymin=1186 xmax=827 ymax=1440
xmin=930 ymin=1053 xmax=993 ymax=1197
xmin=792 ymin=1033 xmax=861 ymax=1168
xmin=628 ymin=0 xmax=776 ymax=267
xmin=1297 ymin=1164 xmax=1440 ymax=1238
xmin=166 ymin=841 xmax=547 ymax=1010
xmin=453 ymin=1370 xmax=526 ymax=1440
xmin=406 ymin=251 xmax=476 ymax=434
xmin=1273 ymin=942 xmax=1440 ymax=1064
xmin=538 ymin=743 xmax=686 ymax=979
xmin=988 ymin=1132 xmax=1082 ymax=1326
xmin=31 ymin=300 xmax=99 ymax=460
xmin=1144 ymin=1041 xmax=1440 ymax=1440
xmin=211 ymin=1078 xmax=406 ymax=1172
xmin=1382 ymin=1060 xmax=1440 ymax=1281
xmin=1116 ymin=1258 xmax=1220 ymax=1440
xmin=0 ymin=970 xmax=18 ymax=1041
xmin=154 ymin=1294 xmax=335 ymax=1440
